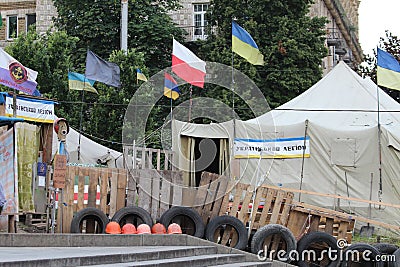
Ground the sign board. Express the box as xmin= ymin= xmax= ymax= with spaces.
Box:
xmin=234 ymin=136 xmax=310 ymax=159
xmin=53 ymin=155 xmax=67 ymax=188
xmin=4 ymin=95 xmax=55 ymax=123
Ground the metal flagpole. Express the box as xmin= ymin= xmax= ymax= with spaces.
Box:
xmin=78 ymin=89 xmax=85 ymax=161
xmin=188 ymin=85 xmax=193 ymax=122
xmin=376 ymin=83 xmax=383 ymax=209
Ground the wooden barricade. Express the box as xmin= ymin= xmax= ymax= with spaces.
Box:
xmin=126 ymin=169 xmax=184 ymax=220
xmin=192 ymin=172 xmax=230 ymax=225
xmin=218 ymin=183 xmax=295 ymax=230
xmin=217 ymin=182 xmax=355 ymax=244
xmin=59 ymin=166 xmax=127 ymax=233
xmin=288 ymin=202 xmax=355 ymax=243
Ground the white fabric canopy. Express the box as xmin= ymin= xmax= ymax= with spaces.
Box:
xmin=172 ymin=61 xmax=400 ymax=234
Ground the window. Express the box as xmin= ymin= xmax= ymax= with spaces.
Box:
xmin=26 ymin=14 xmax=36 ymax=32
xmin=193 ymin=4 xmax=208 ymax=40
xmin=7 ymin=15 xmax=18 ymax=40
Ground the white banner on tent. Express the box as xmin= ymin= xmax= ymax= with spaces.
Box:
xmin=5 ymin=95 xmax=55 ymax=123
xmin=234 ymin=136 xmax=310 ymax=159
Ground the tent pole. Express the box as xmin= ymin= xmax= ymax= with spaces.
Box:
xmin=188 ymin=85 xmax=193 ymax=122
xmin=299 ymin=119 xmax=309 ymax=202
xmin=376 ymin=85 xmax=383 ymax=209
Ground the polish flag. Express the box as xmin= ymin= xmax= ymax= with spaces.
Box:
xmin=172 ymin=39 xmax=206 ymax=88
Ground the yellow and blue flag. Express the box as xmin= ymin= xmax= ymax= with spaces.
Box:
xmin=377 ymin=48 xmax=400 ymax=91
xmin=232 ymin=21 xmax=264 ymax=65
xmin=68 ymin=72 xmax=98 ymax=94
xmin=164 ymin=73 xmax=180 ymax=100
xmin=136 ymin=68 xmax=148 ymax=83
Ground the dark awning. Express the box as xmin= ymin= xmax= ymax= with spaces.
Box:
xmin=0 ymin=116 xmax=24 ymax=127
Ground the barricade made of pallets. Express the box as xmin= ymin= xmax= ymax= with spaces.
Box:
xmin=58 ymin=166 xmax=127 ymax=233
xmin=216 ymin=182 xmax=355 ymax=244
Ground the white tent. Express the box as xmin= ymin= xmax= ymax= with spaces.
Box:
xmin=52 ymin=126 xmax=127 ymax=169
xmin=172 ymin=61 xmax=400 ymax=233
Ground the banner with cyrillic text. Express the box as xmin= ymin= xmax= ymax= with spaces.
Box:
xmin=234 ymin=136 xmax=310 ymax=159
xmin=5 ymin=95 xmax=55 ymax=123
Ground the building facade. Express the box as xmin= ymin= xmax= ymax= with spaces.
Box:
xmin=0 ymin=0 xmax=363 ymax=73
xmin=0 ymin=0 xmax=57 ymax=48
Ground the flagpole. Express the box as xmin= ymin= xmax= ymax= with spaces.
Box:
xmin=188 ymin=85 xmax=193 ymax=122
xmin=376 ymin=83 xmax=383 ymax=207
xmin=170 ymin=89 xmax=173 ymax=121
xmin=78 ymin=89 xmax=85 ymax=161
xmin=231 ymin=42 xmax=236 ymax=145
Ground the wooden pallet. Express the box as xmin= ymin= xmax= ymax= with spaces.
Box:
xmin=288 ymin=202 xmax=355 ymax=242
xmin=217 ymin=183 xmax=355 ymax=244
xmin=59 ymin=166 xmax=127 ymax=233
xmin=126 ymin=169 xmax=184 ymax=220
xmin=218 ymin=183 xmax=294 ymax=230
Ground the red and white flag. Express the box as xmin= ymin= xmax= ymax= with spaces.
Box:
xmin=172 ymin=39 xmax=206 ymax=88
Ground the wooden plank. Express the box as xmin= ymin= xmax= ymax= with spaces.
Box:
xmin=279 ymin=192 xmax=294 ymax=226
xmin=76 ymin=168 xmax=86 ymax=212
xmin=286 ymin=210 xmax=309 ymax=240
xmin=151 ymin=172 xmax=160 ymax=219
xmin=88 ymin=168 xmax=98 ymax=207
xmin=156 ymin=149 xmax=161 ymax=170
xmin=99 ymin=168 xmax=109 ymax=214
xmin=137 ymin=169 xmax=153 ymax=214
xmin=171 ymin=171 xmax=183 ymax=206
xmin=251 ymin=187 xmax=277 ymax=229
xmin=269 ymin=190 xmax=286 ymax=224
xmin=181 ymin=187 xmax=196 ymax=207
xmin=218 ymin=181 xmax=235 ymax=216
xmin=237 ymin=190 xmax=252 ymax=225
xmin=116 ymin=169 xmax=127 ymax=211
xmin=201 ymin=177 xmax=220 ymax=224
xmin=209 ymin=175 xmax=229 ymax=220
xmin=159 ymin=175 xmax=171 ymax=216
xmin=263 ymin=184 xmax=400 ymax=209
xmin=337 ymin=221 xmax=349 ymax=240
xmin=309 ymin=215 xmax=320 ymax=232
xmin=108 ymin=170 xmax=119 ymax=218
xmin=62 ymin=166 xmax=76 ymax=233
xmin=324 ymin=218 xmax=334 ymax=235
xmin=220 ymin=225 xmax=233 ymax=247
xmin=126 ymin=171 xmax=137 ymax=206
xmin=230 ymin=183 xmax=249 ymax=217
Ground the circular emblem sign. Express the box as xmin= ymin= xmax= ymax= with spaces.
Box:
xmin=9 ymin=62 xmax=28 ymax=84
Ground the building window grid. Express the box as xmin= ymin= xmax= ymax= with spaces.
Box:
xmin=193 ymin=4 xmax=208 ymax=39
xmin=7 ymin=15 xmax=18 ymax=40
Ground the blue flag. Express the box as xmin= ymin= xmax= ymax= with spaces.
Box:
xmin=377 ymin=48 xmax=400 ymax=91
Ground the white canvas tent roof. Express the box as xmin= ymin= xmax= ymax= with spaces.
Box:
xmin=52 ymin=126 xmax=126 ymax=169
xmin=172 ymin=61 xmax=400 ymax=233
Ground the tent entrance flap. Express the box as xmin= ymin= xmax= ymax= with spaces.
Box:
xmin=181 ymin=136 xmax=229 ymax=187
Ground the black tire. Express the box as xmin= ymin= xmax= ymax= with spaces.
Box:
xmin=389 ymin=248 xmax=400 ymax=267
xmin=250 ymin=224 xmax=296 ymax=263
xmin=205 ymin=215 xmax=248 ymax=250
xmin=374 ymin=243 xmax=399 ymax=255
xmin=160 ymin=206 xmax=205 ymax=238
xmin=297 ymin=231 xmax=340 ymax=267
xmin=111 ymin=206 xmax=153 ymax=227
xmin=340 ymin=243 xmax=384 ymax=267
xmin=70 ymin=207 xmax=109 ymax=234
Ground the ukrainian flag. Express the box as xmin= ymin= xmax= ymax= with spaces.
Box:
xmin=232 ymin=21 xmax=264 ymax=65
xmin=68 ymin=72 xmax=97 ymax=94
xmin=164 ymin=73 xmax=180 ymax=100
xmin=137 ymin=68 xmax=148 ymax=83
xmin=377 ymin=48 xmax=400 ymax=91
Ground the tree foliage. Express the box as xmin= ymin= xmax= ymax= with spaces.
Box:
xmin=52 ymin=0 xmax=185 ymax=73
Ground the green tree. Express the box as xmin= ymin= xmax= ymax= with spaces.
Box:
xmin=52 ymin=0 xmax=185 ymax=73
xmin=196 ymin=0 xmax=328 ymax=119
